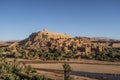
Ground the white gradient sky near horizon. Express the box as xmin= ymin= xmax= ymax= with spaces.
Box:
xmin=0 ymin=0 xmax=120 ymax=41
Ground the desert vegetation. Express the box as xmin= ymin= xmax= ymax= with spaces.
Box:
xmin=80 ymin=48 xmax=120 ymax=62
xmin=63 ymin=63 xmax=72 ymax=80
xmin=0 ymin=53 xmax=51 ymax=80
xmin=4 ymin=48 xmax=119 ymax=62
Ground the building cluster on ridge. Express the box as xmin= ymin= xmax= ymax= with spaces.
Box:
xmin=15 ymin=29 xmax=104 ymax=54
xmin=1 ymin=29 xmax=120 ymax=55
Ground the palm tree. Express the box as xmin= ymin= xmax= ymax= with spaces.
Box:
xmin=63 ymin=63 xmax=71 ymax=80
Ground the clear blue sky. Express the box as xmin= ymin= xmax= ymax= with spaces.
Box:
xmin=0 ymin=0 xmax=120 ymax=41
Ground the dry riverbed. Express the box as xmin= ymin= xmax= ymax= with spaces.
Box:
xmin=7 ymin=58 xmax=120 ymax=80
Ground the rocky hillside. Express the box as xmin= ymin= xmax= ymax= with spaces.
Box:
xmin=8 ymin=29 xmax=104 ymax=55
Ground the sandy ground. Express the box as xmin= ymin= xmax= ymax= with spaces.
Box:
xmin=37 ymin=70 xmax=98 ymax=80
xmin=28 ymin=63 xmax=120 ymax=74
xmin=7 ymin=58 xmax=120 ymax=80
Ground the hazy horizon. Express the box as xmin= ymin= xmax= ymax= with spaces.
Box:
xmin=0 ymin=0 xmax=120 ymax=41
xmin=0 ymin=29 xmax=119 ymax=42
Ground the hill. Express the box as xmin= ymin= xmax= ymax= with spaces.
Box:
xmin=0 ymin=29 xmax=119 ymax=61
xmin=7 ymin=29 xmax=104 ymax=55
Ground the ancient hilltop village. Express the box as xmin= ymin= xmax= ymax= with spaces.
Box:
xmin=0 ymin=29 xmax=120 ymax=55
